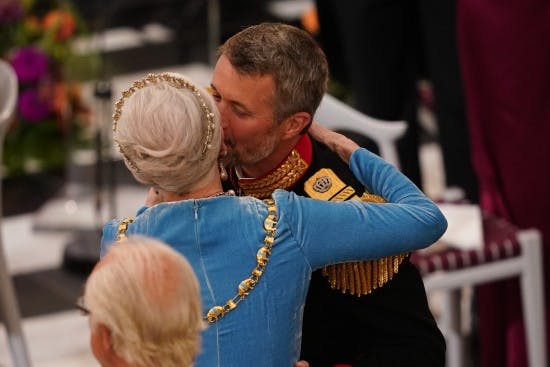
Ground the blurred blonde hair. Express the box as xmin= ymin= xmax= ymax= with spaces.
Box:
xmin=85 ymin=236 xmax=204 ymax=367
xmin=113 ymin=73 xmax=221 ymax=194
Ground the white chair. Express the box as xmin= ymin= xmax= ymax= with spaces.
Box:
xmin=314 ymin=93 xmax=407 ymax=168
xmin=0 ymin=59 xmax=33 ymax=367
xmin=418 ymin=228 xmax=546 ymax=367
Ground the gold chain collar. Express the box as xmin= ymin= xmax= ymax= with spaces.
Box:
xmin=115 ymin=198 xmax=278 ymax=324
xmin=205 ymin=198 xmax=277 ymax=323
xmin=116 ymin=217 xmax=135 ymax=241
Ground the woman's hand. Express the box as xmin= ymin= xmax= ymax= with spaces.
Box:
xmin=308 ymin=121 xmax=360 ymax=164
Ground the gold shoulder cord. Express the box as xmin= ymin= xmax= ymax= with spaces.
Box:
xmin=115 ymin=199 xmax=278 ymax=324
xmin=321 ymin=192 xmax=408 ymax=296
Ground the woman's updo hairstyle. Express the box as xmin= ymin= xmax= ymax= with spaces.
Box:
xmin=112 ymin=73 xmax=221 ymax=194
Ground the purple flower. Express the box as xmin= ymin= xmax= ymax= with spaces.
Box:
xmin=0 ymin=0 xmax=24 ymax=24
xmin=10 ymin=46 xmax=49 ymax=83
xmin=18 ymin=89 xmax=51 ymax=122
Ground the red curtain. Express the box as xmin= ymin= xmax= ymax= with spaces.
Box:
xmin=457 ymin=1 xmax=550 ymax=366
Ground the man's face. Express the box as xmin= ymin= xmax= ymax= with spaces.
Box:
xmin=210 ymin=55 xmax=283 ymax=169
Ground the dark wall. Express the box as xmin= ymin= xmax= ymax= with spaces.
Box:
xmin=70 ymin=0 xmax=281 ymax=73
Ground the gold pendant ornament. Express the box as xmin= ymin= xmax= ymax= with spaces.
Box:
xmin=219 ymin=161 xmax=228 ymax=181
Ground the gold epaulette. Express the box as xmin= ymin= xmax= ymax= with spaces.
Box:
xmin=322 ymin=254 xmax=408 ymax=296
xmin=304 ymin=168 xmax=408 ymax=296
xmin=322 ymin=192 xmax=408 ymax=296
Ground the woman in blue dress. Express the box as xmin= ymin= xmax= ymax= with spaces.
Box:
xmin=99 ymin=72 xmax=447 ymax=367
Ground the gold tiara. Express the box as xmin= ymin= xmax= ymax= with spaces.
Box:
xmin=112 ymin=73 xmax=216 ymax=159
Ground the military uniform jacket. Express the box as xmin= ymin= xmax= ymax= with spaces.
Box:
xmin=225 ymin=134 xmax=445 ymax=367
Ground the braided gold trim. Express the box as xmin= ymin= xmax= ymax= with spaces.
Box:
xmin=239 ymin=150 xmax=308 ymax=198
xmin=205 ymin=199 xmax=278 ymax=323
xmin=112 ymin=73 xmax=216 ymax=162
xmin=321 ymin=191 xmax=408 ymax=296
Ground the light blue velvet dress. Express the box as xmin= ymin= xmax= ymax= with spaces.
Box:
xmin=101 ymin=148 xmax=447 ymax=367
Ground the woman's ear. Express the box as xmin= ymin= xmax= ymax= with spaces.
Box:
xmin=280 ymin=112 xmax=312 ymax=139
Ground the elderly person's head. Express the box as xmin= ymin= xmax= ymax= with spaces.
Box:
xmin=113 ymin=73 xmax=222 ymax=194
xmin=83 ymin=236 xmax=204 ymax=367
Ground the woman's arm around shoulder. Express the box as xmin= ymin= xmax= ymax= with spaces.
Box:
xmin=280 ymin=124 xmax=447 ymax=268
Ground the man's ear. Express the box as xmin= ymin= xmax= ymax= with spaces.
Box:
xmin=280 ymin=112 xmax=312 ymax=139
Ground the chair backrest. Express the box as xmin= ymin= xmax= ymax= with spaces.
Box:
xmin=314 ymin=93 xmax=407 ymax=169
xmin=0 ymin=59 xmax=18 ymax=129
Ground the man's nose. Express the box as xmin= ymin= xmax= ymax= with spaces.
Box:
xmin=219 ymin=116 xmax=229 ymax=130
xmin=217 ymin=104 xmax=230 ymax=129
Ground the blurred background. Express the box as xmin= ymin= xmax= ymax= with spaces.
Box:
xmin=1 ymin=0 xmax=548 ymax=366
xmin=0 ymin=1 xmax=321 ymax=366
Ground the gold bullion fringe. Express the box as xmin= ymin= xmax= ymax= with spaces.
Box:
xmin=322 ymin=255 xmax=408 ymax=296
xmin=321 ymin=191 xmax=407 ymax=296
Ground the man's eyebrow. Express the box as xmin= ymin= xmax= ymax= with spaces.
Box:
xmin=210 ymin=83 xmax=251 ymax=112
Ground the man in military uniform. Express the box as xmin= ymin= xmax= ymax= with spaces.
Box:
xmin=211 ymin=23 xmax=445 ymax=367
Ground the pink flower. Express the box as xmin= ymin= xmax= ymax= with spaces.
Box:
xmin=10 ymin=46 xmax=49 ymax=83
xmin=18 ymin=88 xmax=51 ymax=121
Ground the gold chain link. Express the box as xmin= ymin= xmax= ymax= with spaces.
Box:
xmin=116 ymin=217 xmax=135 ymax=241
xmin=205 ymin=199 xmax=277 ymax=323
xmin=115 ymin=199 xmax=279 ymax=324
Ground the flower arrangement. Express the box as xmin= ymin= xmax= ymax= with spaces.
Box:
xmin=0 ymin=0 xmax=95 ymax=176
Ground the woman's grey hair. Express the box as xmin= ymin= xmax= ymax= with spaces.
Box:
xmin=218 ymin=22 xmax=329 ymax=125
xmin=113 ymin=73 xmax=221 ymax=194
xmin=84 ymin=236 xmax=204 ymax=367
